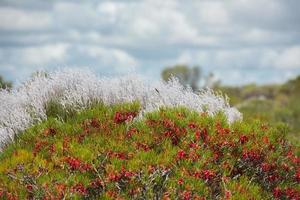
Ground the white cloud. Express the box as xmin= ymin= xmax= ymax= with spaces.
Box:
xmin=195 ymin=1 xmax=230 ymax=26
xmin=274 ymin=46 xmax=300 ymax=69
xmin=20 ymin=44 xmax=69 ymax=65
xmin=1 ymin=0 xmax=300 ymax=85
xmin=97 ymin=1 xmax=125 ymax=23
xmin=0 ymin=7 xmax=52 ymax=30
xmin=80 ymin=46 xmax=138 ymax=72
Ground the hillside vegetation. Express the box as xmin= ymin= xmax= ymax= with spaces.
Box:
xmin=219 ymin=76 xmax=300 ymax=142
xmin=0 ymin=102 xmax=299 ymax=199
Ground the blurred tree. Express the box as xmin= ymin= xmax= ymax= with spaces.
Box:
xmin=205 ymin=72 xmax=221 ymax=88
xmin=161 ymin=65 xmax=201 ymax=91
xmin=0 ymin=75 xmax=12 ymax=89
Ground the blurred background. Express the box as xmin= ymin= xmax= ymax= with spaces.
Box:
xmin=0 ymin=0 xmax=299 ymax=141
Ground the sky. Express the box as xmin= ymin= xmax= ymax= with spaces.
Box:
xmin=0 ymin=0 xmax=300 ymax=86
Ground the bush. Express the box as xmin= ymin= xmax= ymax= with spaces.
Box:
xmin=0 ymin=103 xmax=298 ymax=199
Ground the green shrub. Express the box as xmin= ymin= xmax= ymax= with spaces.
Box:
xmin=0 ymin=103 xmax=299 ymax=199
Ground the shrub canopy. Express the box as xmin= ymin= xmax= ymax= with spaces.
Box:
xmin=0 ymin=103 xmax=299 ymax=199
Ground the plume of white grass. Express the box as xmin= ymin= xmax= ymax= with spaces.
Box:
xmin=0 ymin=68 xmax=242 ymax=148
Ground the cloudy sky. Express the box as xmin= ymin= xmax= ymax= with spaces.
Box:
xmin=0 ymin=0 xmax=299 ymax=85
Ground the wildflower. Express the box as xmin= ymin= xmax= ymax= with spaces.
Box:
xmin=114 ymin=111 xmax=137 ymax=124
xmin=273 ymin=187 xmax=282 ymax=199
xmin=126 ymin=128 xmax=137 ymax=138
xmin=189 ymin=142 xmax=199 ymax=149
xmin=81 ymin=163 xmax=92 ymax=172
xmin=201 ymin=169 xmax=216 ymax=182
xmin=260 ymin=163 xmax=272 ymax=172
xmin=225 ymin=190 xmax=231 ymax=200
xmin=295 ymin=168 xmax=300 ymax=183
xmin=285 ymin=188 xmax=300 ymax=199
xmin=26 ymin=184 xmax=33 ymax=191
xmin=262 ymin=136 xmax=269 ymax=144
xmin=90 ymin=178 xmax=105 ymax=188
xmin=71 ymin=183 xmax=87 ymax=195
xmin=55 ymin=183 xmax=66 ymax=195
xmin=189 ymin=150 xmax=199 ymax=162
xmin=33 ymin=140 xmax=48 ymax=156
xmin=136 ymin=142 xmax=151 ymax=151
xmin=177 ymin=150 xmax=187 ymax=160
xmin=65 ymin=156 xmax=81 ymax=170
xmin=43 ymin=128 xmax=57 ymax=137
xmin=49 ymin=144 xmax=56 ymax=154
xmin=0 ymin=189 xmax=3 ymax=197
xmin=242 ymin=149 xmax=263 ymax=164
xmin=239 ymin=135 xmax=248 ymax=144
xmin=188 ymin=123 xmax=197 ymax=129
xmin=216 ymin=123 xmax=230 ymax=135
xmin=90 ymin=118 xmax=100 ymax=128
xmin=177 ymin=178 xmax=184 ymax=185
xmin=124 ymin=171 xmax=134 ymax=178
xmin=193 ymin=171 xmax=201 ymax=178
xmin=181 ymin=190 xmax=192 ymax=200
xmin=108 ymin=171 xmax=121 ymax=182
xmin=281 ymin=163 xmax=290 ymax=171
xmin=267 ymin=174 xmax=279 ymax=182
xmin=195 ymin=130 xmax=201 ymax=141
xmin=114 ymin=152 xmax=128 ymax=160
xmin=65 ymin=156 xmax=91 ymax=172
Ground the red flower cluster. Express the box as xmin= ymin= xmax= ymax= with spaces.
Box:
xmin=295 ymin=168 xmax=300 ymax=183
xmin=114 ymin=111 xmax=137 ymax=124
xmin=242 ymin=149 xmax=263 ymax=164
xmin=33 ymin=140 xmax=48 ymax=156
xmin=273 ymin=187 xmax=300 ymax=199
xmin=90 ymin=118 xmax=100 ymax=128
xmin=181 ymin=190 xmax=192 ymax=200
xmin=193 ymin=169 xmax=217 ymax=182
xmin=71 ymin=183 xmax=87 ymax=195
xmin=215 ymin=123 xmax=230 ymax=135
xmin=108 ymin=168 xmax=135 ymax=182
xmin=136 ymin=142 xmax=151 ymax=152
xmin=188 ymin=122 xmax=198 ymax=129
xmin=194 ymin=128 xmax=208 ymax=142
xmin=48 ymin=144 xmax=56 ymax=154
xmin=177 ymin=178 xmax=184 ymax=185
xmin=0 ymin=189 xmax=18 ymax=200
xmin=260 ymin=162 xmax=275 ymax=173
xmin=126 ymin=128 xmax=138 ymax=138
xmin=177 ymin=149 xmax=187 ymax=160
xmin=163 ymin=121 xmax=185 ymax=145
xmin=89 ymin=178 xmax=105 ymax=188
xmin=107 ymin=151 xmax=132 ymax=160
xmin=201 ymin=169 xmax=217 ymax=182
xmin=64 ymin=156 xmax=92 ymax=172
xmin=239 ymin=135 xmax=249 ymax=144
xmin=43 ymin=128 xmax=57 ymax=137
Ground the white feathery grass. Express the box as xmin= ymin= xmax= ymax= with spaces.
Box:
xmin=0 ymin=68 xmax=242 ymax=148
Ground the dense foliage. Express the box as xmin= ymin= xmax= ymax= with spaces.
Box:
xmin=0 ymin=102 xmax=299 ymax=199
